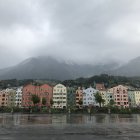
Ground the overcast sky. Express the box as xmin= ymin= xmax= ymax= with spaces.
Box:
xmin=0 ymin=0 xmax=140 ymax=68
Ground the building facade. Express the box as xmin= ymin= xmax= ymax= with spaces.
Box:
xmin=83 ymin=87 xmax=98 ymax=106
xmin=15 ymin=87 xmax=23 ymax=107
xmin=53 ymin=84 xmax=67 ymax=108
xmin=67 ymin=87 xmax=76 ymax=108
xmin=106 ymin=88 xmax=114 ymax=106
xmin=22 ymin=84 xmax=53 ymax=107
xmin=75 ymin=87 xmax=83 ymax=108
xmin=99 ymin=90 xmax=107 ymax=106
xmin=0 ymin=90 xmax=9 ymax=107
xmin=134 ymin=91 xmax=140 ymax=106
xmin=96 ymin=83 xmax=106 ymax=91
xmin=128 ymin=90 xmax=140 ymax=107
xmin=6 ymin=88 xmax=16 ymax=107
xmin=113 ymin=85 xmax=129 ymax=108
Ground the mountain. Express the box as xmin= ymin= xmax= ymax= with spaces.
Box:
xmin=111 ymin=56 xmax=140 ymax=77
xmin=0 ymin=56 xmax=118 ymax=80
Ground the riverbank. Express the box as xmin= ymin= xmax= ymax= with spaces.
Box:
xmin=1 ymin=106 xmax=140 ymax=114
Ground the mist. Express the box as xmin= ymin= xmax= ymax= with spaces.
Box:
xmin=0 ymin=0 xmax=140 ymax=68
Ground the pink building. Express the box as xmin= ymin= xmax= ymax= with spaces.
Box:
xmin=113 ymin=85 xmax=129 ymax=108
xmin=22 ymin=84 xmax=53 ymax=108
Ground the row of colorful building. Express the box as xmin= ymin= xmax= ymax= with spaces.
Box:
xmin=0 ymin=83 xmax=140 ymax=108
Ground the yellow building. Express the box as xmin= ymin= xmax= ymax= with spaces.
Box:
xmin=128 ymin=90 xmax=136 ymax=107
xmin=134 ymin=91 xmax=140 ymax=106
xmin=53 ymin=84 xmax=67 ymax=109
xmin=106 ymin=88 xmax=114 ymax=106
xmin=99 ymin=90 xmax=107 ymax=106
xmin=128 ymin=90 xmax=140 ymax=107
xmin=6 ymin=88 xmax=16 ymax=107
xmin=99 ymin=88 xmax=114 ymax=106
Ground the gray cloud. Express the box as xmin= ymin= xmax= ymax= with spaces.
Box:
xmin=0 ymin=0 xmax=140 ymax=68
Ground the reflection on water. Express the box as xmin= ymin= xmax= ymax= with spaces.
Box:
xmin=0 ymin=113 xmax=140 ymax=127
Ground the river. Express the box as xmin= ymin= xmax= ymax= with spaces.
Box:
xmin=0 ymin=113 xmax=140 ymax=140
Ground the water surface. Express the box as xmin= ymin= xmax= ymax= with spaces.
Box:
xmin=0 ymin=113 xmax=140 ymax=140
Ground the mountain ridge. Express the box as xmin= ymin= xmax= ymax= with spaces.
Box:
xmin=0 ymin=56 xmax=140 ymax=80
xmin=111 ymin=56 xmax=140 ymax=77
xmin=0 ymin=56 xmax=119 ymax=80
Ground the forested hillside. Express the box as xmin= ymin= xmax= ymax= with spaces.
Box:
xmin=1 ymin=74 xmax=140 ymax=89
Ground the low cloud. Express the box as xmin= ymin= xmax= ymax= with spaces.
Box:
xmin=0 ymin=0 xmax=140 ymax=68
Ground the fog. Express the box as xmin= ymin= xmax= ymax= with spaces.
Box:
xmin=0 ymin=0 xmax=140 ymax=68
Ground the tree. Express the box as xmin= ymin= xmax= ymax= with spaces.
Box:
xmin=94 ymin=92 xmax=104 ymax=107
xmin=109 ymin=99 xmax=115 ymax=107
xmin=101 ymin=99 xmax=105 ymax=106
xmin=31 ymin=94 xmax=40 ymax=106
xmin=50 ymin=99 xmax=54 ymax=107
xmin=42 ymin=97 xmax=47 ymax=106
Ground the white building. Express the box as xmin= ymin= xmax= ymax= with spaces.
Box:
xmin=83 ymin=87 xmax=99 ymax=106
xmin=15 ymin=87 xmax=23 ymax=107
xmin=53 ymin=84 xmax=67 ymax=109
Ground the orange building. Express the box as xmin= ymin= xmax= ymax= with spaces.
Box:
xmin=22 ymin=84 xmax=53 ymax=108
xmin=0 ymin=90 xmax=9 ymax=107
xmin=75 ymin=87 xmax=83 ymax=108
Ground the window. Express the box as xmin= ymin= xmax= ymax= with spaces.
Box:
xmin=89 ymin=97 xmax=92 ymax=100
xmin=76 ymin=94 xmax=79 ymax=96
